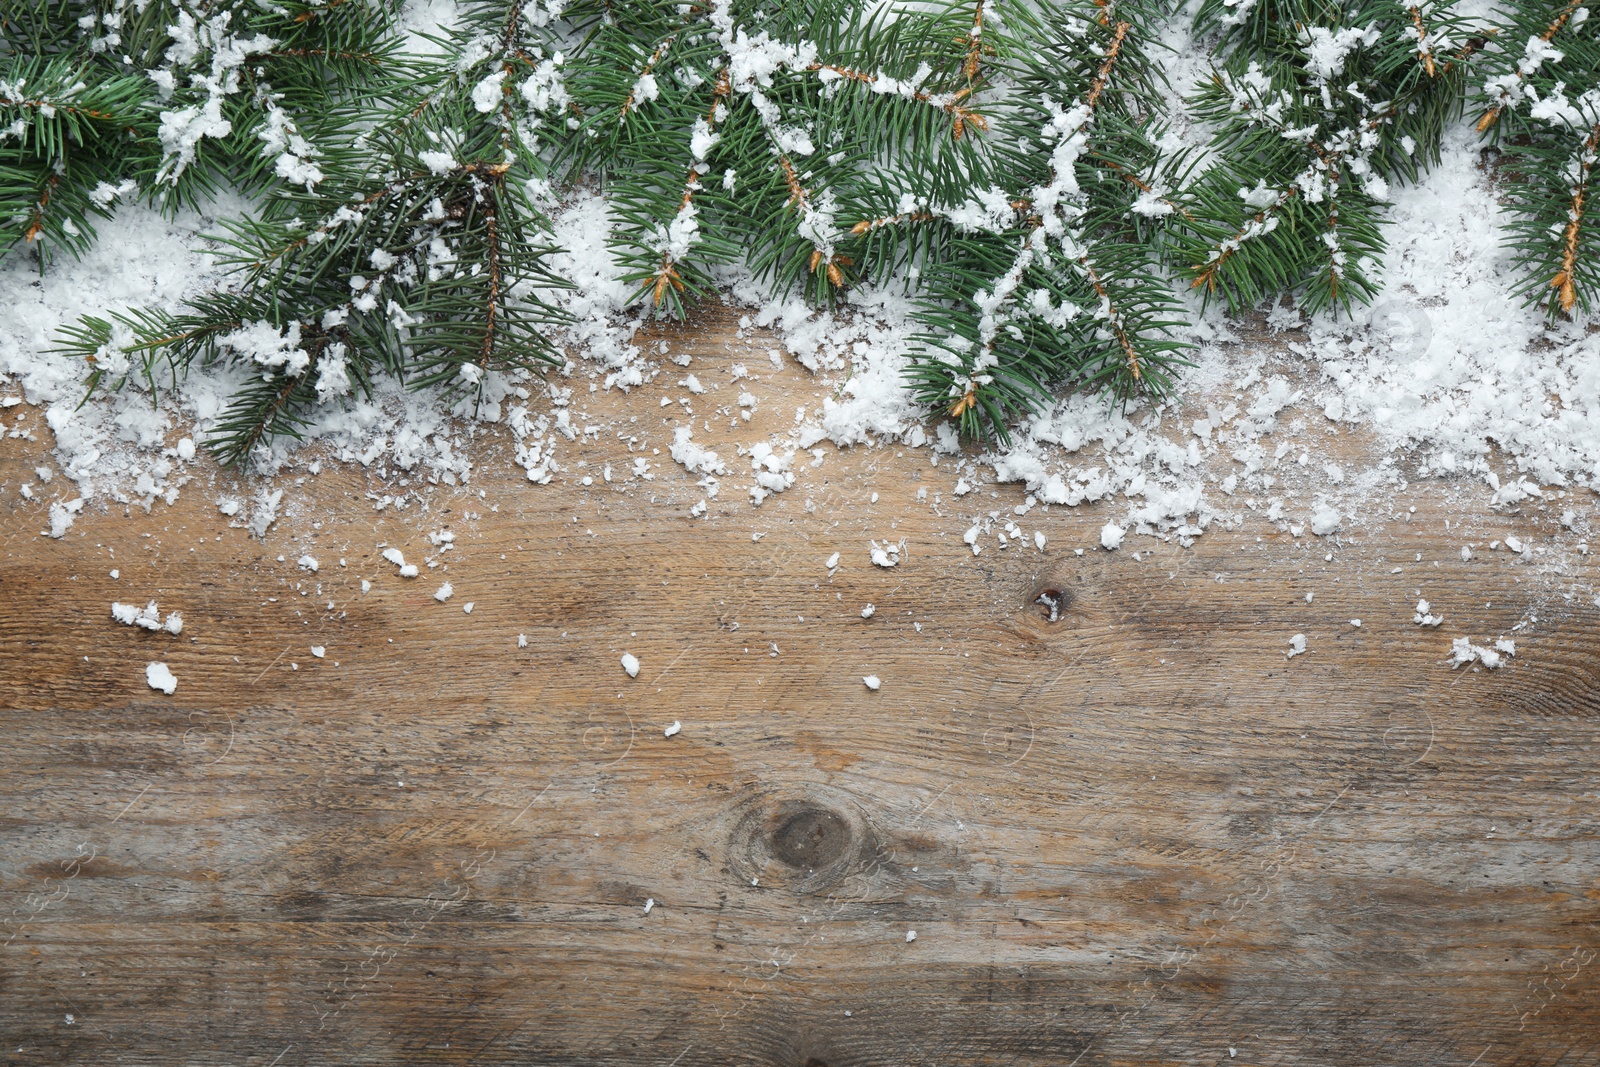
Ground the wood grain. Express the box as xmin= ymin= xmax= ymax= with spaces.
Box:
xmin=2 ymin=311 xmax=1598 ymax=1066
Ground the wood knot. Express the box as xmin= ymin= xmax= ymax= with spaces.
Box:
xmin=726 ymin=789 xmax=878 ymax=894
xmin=771 ymin=808 xmax=851 ymax=869
xmin=1033 ymin=586 xmax=1069 ymax=622
xmin=1026 ymin=576 xmax=1076 ymax=625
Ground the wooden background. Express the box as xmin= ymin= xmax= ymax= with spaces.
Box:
xmin=3 ymin=313 xmax=1599 ymax=1065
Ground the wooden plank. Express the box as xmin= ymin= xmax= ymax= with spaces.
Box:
xmin=2 ymin=312 xmax=1598 ymax=1065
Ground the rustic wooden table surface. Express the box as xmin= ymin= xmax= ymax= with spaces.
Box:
xmin=3 ymin=314 xmax=1598 ymax=1066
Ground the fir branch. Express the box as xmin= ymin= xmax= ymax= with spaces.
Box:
xmin=910 ymin=10 xmax=1191 ymax=438
xmin=1475 ymin=0 xmax=1600 ymax=314
xmin=1476 ymin=0 xmax=1585 ymax=133
xmin=1175 ymin=0 xmax=1479 ymax=316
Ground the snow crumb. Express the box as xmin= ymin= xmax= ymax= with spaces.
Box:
xmin=382 ymin=547 xmax=406 ymax=567
xmin=145 ymin=662 xmax=177 ymax=694
xmin=1286 ymin=634 xmax=1308 ymax=659
xmin=664 ymin=720 xmax=682 ymax=737
xmin=434 ymin=582 xmax=453 ymax=602
xmin=463 ymin=602 xmax=475 ymax=614
xmin=869 ymin=540 xmax=903 ymax=567
xmin=861 ymin=603 xmax=875 ymax=618
xmin=643 ymin=898 xmax=655 ymax=914
xmin=112 ymin=600 xmax=181 ymax=634
xmin=1100 ymin=523 xmax=1125 ymax=551
xmin=1034 ymin=531 xmax=1046 ymax=550
xmin=669 ymin=426 xmax=727 ymax=476
xmin=905 ymin=930 xmax=917 ymax=942
xmin=47 ymin=497 xmax=85 ymax=538
xmin=399 ymin=564 xmax=419 ymax=578
xmin=1310 ymin=506 xmax=1341 ymax=536
xmin=249 ymin=490 xmax=283 ymax=539
xmin=1449 ymin=636 xmax=1514 ymax=669
xmin=1414 ymin=599 xmax=1444 ymax=626
xmin=298 ymin=554 xmax=319 ymax=572
xmin=1350 ymin=619 xmax=1361 ymax=628
xmin=825 ymin=552 xmax=840 ymax=569
xmin=311 ymin=646 xmax=325 ymax=658
xmin=622 ymin=652 xmax=640 ymax=677
xmin=361 ymin=579 xmax=372 ymax=593
xmin=518 ymin=633 xmax=528 ymax=648
xmin=863 ymin=675 xmax=881 ymax=690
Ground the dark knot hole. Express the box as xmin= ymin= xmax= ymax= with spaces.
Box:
xmin=771 ymin=808 xmax=851 ymax=870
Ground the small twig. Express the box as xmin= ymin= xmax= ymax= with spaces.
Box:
xmin=1550 ymin=122 xmax=1600 ymax=313
xmin=251 ymin=647 xmax=291 ymax=684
